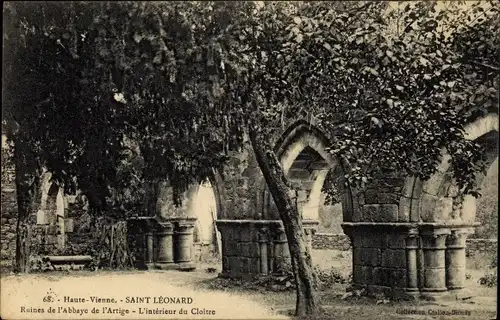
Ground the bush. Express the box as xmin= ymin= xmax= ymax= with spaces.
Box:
xmin=478 ymin=272 xmax=497 ymax=287
xmin=313 ymin=266 xmax=350 ymax=290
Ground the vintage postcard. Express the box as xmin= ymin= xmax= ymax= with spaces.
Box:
xmin=1 ymin=1 xmax=497 ymax=319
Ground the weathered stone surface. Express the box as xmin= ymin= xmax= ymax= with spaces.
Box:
xmin=423 ymin=250 xmax=446 ymax=268
xmin=228 ymin=256 xmax=240 ymax=273
xmin=238 ymin=242 xmax=249 ymax=257
xmin=364 ymin=192 xmax=400 ymax=204
xmin=225 ymin=240 xmax=239 ymax=256
xmin=423 ymin=268 xmax=447 ymax=290
xmin=379 ymin=205 xmax=399 ymax=222
xmin=372 ymin=267 xmax=388 ymax=286
xmin=362 ymin=204 xmax=398 ymax=222
xmin=247 ymin=242 xmax=260 ymax=258
xmin=362 ymin=232 xmax=386 ymax=249
xmin=381 ymin=249 xmax=406 ymax=268
xmin=362 ymin=204 xmax=380 ymax=222
xmin=361 ymin=248 xmax=382 ymax=267
xmin=398 ymin=197 xmax=410 ymax=222
xmin=386 ymin=233 xmax=406 ymax=249
xmin=311 ymin=233 xmax=351 ymax=250
xmin=390 ymin=269 xmax=407 ymax=288
xmin=354 ymin=265 xmax=373 ymax=285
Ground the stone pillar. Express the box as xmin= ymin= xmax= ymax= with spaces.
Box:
xmin=146 ymin=232 xmax=154 ymax=264
xmin=405 ymin=228 xmax=419 ymax=294
xmin=258 ymin=228 xmax=269 ymax=275
xmin=174 ymin=219 xmax=196 ymax=270
xmin=446 ymin=228 xmax=472 ymax=290
xmin=273 ymin=225 xmax=289 ymax=273
xmin=303 ymin=220 xmax=319 ymax=259
xmin=156 ymin=222 xmax=174 ymax=266
xmin=420 ymin=228 xmax=451 ymax=294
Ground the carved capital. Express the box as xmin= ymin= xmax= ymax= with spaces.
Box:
xmin=258 ymin=227 xmax=270 ymax=242
xmin=446 ymin=228 xmax=473 ymax=248
xmin=406 ymin=228 xmax=419 ymax=248
xmin=157 ymin=222 xmax=174 ymax=235
xmin=420 ymin=228 xmax=451 ymax=249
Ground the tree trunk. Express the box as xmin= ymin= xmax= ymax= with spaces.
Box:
xmin=249 ymin=129 xmax=318 ymax=316
xmin=12 ymin=135 xmax=42 ymax=273
xmin=142 ymin=180 xmax=160 ymax=216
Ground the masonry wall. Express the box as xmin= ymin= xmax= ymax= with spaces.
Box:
xmin=1 ymin=177 xmax=17 ymax=272
xmin=311 ymin=233 xmax=497 ymax=258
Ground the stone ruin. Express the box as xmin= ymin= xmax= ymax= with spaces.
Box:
xmin=1 ymin=113 xmax=498 ymax=300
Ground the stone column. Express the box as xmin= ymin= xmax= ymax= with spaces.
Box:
xmin=446 ymin=228 xmax=473 ymax=290
xmin=273 ymin=225 xmax=289 ymax=273
xmin=303 ymin=220 xmax=319 ymax=259
xmin=405 ymin=228 xmax=419 ymax=294
xmin=258 ymin=228 xmax=269 ymax=275
xmin=174 ymin=219 xmax=196 ymax=270
xmin=146 ymin=232 xmax=154 ymax=264
xmin=156 ymin=222 xmax=174 ymax=267
xmin=420 ymin=228 xmax=451 ymax=294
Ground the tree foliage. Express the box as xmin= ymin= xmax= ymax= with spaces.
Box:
xmin=2 ymin=0 xmax=498 ymax=313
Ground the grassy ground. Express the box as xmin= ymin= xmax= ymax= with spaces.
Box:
xmin=1 ymin=249 xmax=496 ymax=320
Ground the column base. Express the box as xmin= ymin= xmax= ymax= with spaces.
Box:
xmin=152 ymin=262 xmax=196 ymax=271
xmin=420 ymin=291 xmax=448 ymax=301
xmin=177 ymin=262 xmax=196 ymax=272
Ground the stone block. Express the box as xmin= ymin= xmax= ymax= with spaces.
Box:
xmin=248 ymin=257 xmax=260 ymax=274
xmin=219 ymin=226 xmax=234 ymax=242
xmin=238 ymin=243 xmax=249 ymax=257
xmin=353 ymin=247 xmax=363 ymax=266
xmin=362 ymin=204 xmax=380 ymax=222
xmin=372 ymin=267 xmax=383 ymax=285
xmin=379 ymin=205 xmax=399 ymax=222
xmin=351 ymin=232 xmax=364 ymax=248
xmin=362 ymin=232 xmax=386 ymax=249
xmin=422 ymin=171 xmax=445 ymax=196
xmin=361 ymin=248 xmax=381 ymax=267
xmin=365 ymin=192 xmax=399 ymax=204
xmin=240 ymin=257 xmax=250 ymax=274
xmin=248 ymin=242 xmax=260 ymax=258
xmin=398 ymin=197 xmax=410 ymax=222
xmin=381 ymin=249 xmax=406 ymax=268
xmin=390 ymin=269 xmax=407 ymax=288
xmin=434 ymin=197 xmax=453 ymax=221
xmin=228 ymin=256 xmax=241 ymax=273
xmin=240 ymin=227 xmax=258 ymax=242
xmin=386 ymin=233 xmax=406 ymax=249
xmin=225 ymin=240 xmax=239 ymax=256
xmin=372 ymin=267 xmax=392 ymax=286
xmin=353 ymin=265 xmax=373 ymax=285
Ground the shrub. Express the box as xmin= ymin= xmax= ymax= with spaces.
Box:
xmin=478 ymin=272 xmax=497 ymax=287
xmin=313 ymin=266 xmax=350 ymax=290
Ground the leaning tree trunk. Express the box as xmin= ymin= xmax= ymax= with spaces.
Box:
xmin=12 ymin=135 xmax=43 ymax=273
xmin=249 ymin=129 xmax=318 ymax=316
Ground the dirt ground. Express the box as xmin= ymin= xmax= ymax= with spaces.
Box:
xmin=0 ymin=249 xmax=496 ymax=320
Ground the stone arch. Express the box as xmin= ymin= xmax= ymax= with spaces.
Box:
xmin=406 ymin=113 xmax=499 ymax=223
xmin=37 ymin=175 xmax=66 ymax=251
xmin=154 ymin=170 xmax=226 ymax=263
xmin=156 ymin=169 xmax=226 ymax=220
xmin=260 ymin=120 xmax=352 ymax=223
